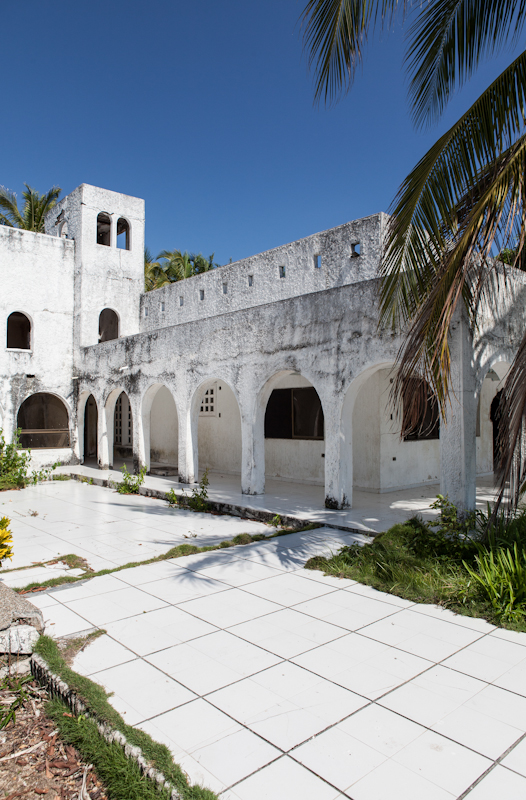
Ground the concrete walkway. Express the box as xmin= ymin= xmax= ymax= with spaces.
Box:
xmin=3 ymin=482 xmax=525 ymax=799
xmin=58 ymin=464 xmax=499 ymax=534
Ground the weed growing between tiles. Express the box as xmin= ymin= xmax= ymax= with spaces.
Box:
xmin=13 ymin=523 xmax=322 ymax=594
xmin=306 ymin=499 xmax=526 ymax=631
xmin=35 ymin=636 xmax=218 ymax=800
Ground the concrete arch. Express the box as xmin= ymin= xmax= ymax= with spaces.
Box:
xmin=6 ymin=310 xmax=33 ymax=350
xmin=185 ymin=375 xmax=243 ymax=486
xmin=16 ymin=391 xmax=72 ymax=450
xmin=102 ymin=386 xmax=133 ymax=469
xmin=475 ymin=357 xmax=513 ymax=476
xmin=249 ymin=368 xmax=328 ymax=496
xmin=139 ymin=383 xmax=179 ymax=474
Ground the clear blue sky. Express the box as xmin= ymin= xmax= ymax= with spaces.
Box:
xmin=1 ymin=1 xmax=520 ymax=265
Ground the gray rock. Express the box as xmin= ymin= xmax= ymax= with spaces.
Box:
xmin=0 ymin=624 xmax=40 ymax=654
xmin=0 ymin=582 xmax=44 ymax=632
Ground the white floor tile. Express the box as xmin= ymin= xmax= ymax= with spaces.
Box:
xmin=112 ymin=560 xmax=189 ymax=586
xmin=139 ymin=573 xmax=229 ymax=604
xmin=500 ymin=736 xmax=526 ymax=777
xmin=208 ymin=663 xmax=367 ymax=751
xmin=179 ymin=588 xmax=282 ymax=628
xmin=103 ymin=606 xmax=218 ymax=655
xmin=188 ymin=728 xmax=280 ymax=788
xmin=335 ymin=705 xmax=425 ymax=757
xmin=65 ymin=586 xmax=169 ymax=625
xmin=146 ymin=631 xmax=281 ymax=694
xmin=292 ymin=725 xmax=386 ymax=791
xmin=225 ymin=756 xmax=343 ymax=800
xmin=242 ymin=572 xmax=337 ymax=606
xmin=463 ymin=765 xmax=526 ymax=799
xmin=393 ymin=729 xmax=491 ymax=795
xmin=188 ymin=559 xmax=283 ymax=587
xmin=94 ymin=659 xmax=196 ymax=725
xmin=361 ymin=608 xmax=484 ymax=661
xmin=294 ymin=591 xmax=400 ymax=632
xmin=464 ymin=683 xmax=526 ymax=730
xmin=229 ymin=607 xmax=347 ymax=658
xmin=293 ymin=633 xmax=432 ymax=699
xmin=350 ymin=758 xmax=455 ymax=800
xmin=42 ymin=603 xmax=95 ymax=637
xmin=72 ymin=634 xmax=135 ymax=675
xmin=136 ymin=698 xmax=241 ymax=754
xmin=379 ymin=665 xmax=486 ymax=728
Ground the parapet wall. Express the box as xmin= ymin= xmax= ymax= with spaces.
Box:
xmin=140 ymin=213 xmax=386 ymax=330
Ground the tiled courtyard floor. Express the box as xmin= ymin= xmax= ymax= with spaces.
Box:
xmin=2 ymin=483 xmax=526 ymax=799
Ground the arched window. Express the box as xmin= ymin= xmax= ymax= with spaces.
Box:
xmin=17 ymin=393 xmax=69 ymax=449
xmin=99 ymin=309 xmax=119 ymax=342
xmin=117 ymin=218 xmax=130 ymax=250
xmin=97 ymin=213 xmax=111 ymax=246
xmin=7 ymin=312 xmax=31 ymax=350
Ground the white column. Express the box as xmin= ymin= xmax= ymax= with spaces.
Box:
xmin=324 ymin=394 xmax=351 ymax=509
xmin=440 ymin=310 xmax=477 ymax=511
xmin=132 ymin=395 xmax=148 ymax=473
xmin=178 ymin=402 xmax=197 ymax=484
xmin=99 ymin=400 xmax=112 ymax=469
xmin=241 ymin=413 xmax=265 ymax=495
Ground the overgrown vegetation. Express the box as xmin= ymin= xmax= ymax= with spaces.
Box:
xmin=36 ymin=637 xmax=218 ymax=800
xmin=114 ymin=464 xmax=147 ymax=494
xmin=0 ymin=428 xmax=31 ymax=490
xmin=306 ymin=495 xmax=526 ymax=630
xmin=0 ymin=671 xmax=33 ymax=730
xmin=168 ymin=469 xmax=210 ymax=511
xmin=0 ymin=516 xmax=13 ymax=565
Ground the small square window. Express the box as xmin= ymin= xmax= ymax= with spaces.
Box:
xmin=351 ymin=242 xmax=361 ymax=257
xmin=223 ymin=283 xmax=228 ymax=294
xmin=248 ymin=275 xmax=253 ymax=287
xmin=314 ymin=254 xmax=321 ymax=269
xmin=200 ymin=289 xmax=205 ymax=301
xmin=161 ymin=301 xmax=165 ymax=312
xmin=200 ymin=385 xmax=216 ymax=416
xmin=279 ymin=265 xmax=286 ymax=279
xmin=179 ymin=296 xmax=184 ymax=307
xmin=144 ymin=307 xmax=149 ymax=317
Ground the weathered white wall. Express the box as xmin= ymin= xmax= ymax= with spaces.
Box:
xmin=352 ymin=370 xmax=381 ymax=490
xmin=150 ymin=386 xmax=178 ymax=464
xmin=140 ymin=214 xmax=387 ymax=331
xmin=197 ymin=381 xmax=242 ymax=474
xmin=0 ymin=226 xmax=76 ymax=466
xmin=45 ymin=184 xmax=144 ymax=348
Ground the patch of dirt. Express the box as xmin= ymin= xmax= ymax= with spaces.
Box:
xmin=0 ymin=675 xmax=107 ymax=800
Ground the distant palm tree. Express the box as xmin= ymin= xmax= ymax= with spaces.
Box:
xmin=0 ymin=184 xmax=61 ymax=232
xmin=144 ymin=247 xmax=170 ymax=291
xmin=156 ymin=250 xmax=218 ymax=282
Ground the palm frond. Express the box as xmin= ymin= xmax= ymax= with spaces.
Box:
xmin=0 ymin=187 xmax=24 ymax=228
xmin=407 ymin=0 xmax=526 ymax=128
xmin=301 ymin=0 xmax=402 ymax=105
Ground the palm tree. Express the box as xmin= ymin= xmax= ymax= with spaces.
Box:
xmin=144 ymin=247 xmax=171 ymax=291
xmin=156 ymin=250 xmax=218 ymax=282
xmin=302 ymin=0 xmax=526 ymax=504
xmin=0 ymin=184 xmax=61 ymax=232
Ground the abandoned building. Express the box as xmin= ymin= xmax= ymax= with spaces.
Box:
xmin=1 ymin=183 xmax=525 ymax=512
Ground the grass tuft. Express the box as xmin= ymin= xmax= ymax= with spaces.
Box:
xmin=35 ymin=636 xmax=218 ymax=799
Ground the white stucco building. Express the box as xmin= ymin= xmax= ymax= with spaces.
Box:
xmin=1 ymin=183 xmax=524 ymax=511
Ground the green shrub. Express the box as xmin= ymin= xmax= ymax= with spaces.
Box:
xmin=464 ymin=543 xmax=526 ymax=623
xmin=173 ymin=470 xmax=210 ymax=512
xmin=0 ymin=517 xmax=14 ymax=566
xmin=115 ymin=464 xmax=147 ymax=494
xmin=0 ymin=428 xmax=31 ymax=489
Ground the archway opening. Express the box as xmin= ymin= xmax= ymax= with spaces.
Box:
xmin=196 ymin=379 xmax=241 ymax=484
xmin=264 ymin=372 xmax=324 ymax=484
xmin=150 ymin=386 xmax=178 ymax=476
xmin=99 ymin=309 xmax=119 ymax=342
xmin=96 ymin=213 xmax=111 ymax=246
xmin=113 ymin=391 xmax=132 ymax=468
xmin=476 ymin=362 xmax=511 ymax=477
xmin=117 ymin=218 xmax=130 ymax=250
xmin=83 ymin=395 xmax=98 ymax=464
xmin=7 ymin=312 xmax=31 ymax=350
xmin=17 ymin=393 xmax=69 ymax=449
xmin=350 ymin=366 xmax=440 ymax=493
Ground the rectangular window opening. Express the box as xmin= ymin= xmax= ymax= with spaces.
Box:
xmin=200 ymin=289 xmax=205 ymax=301
xmin=144 ymin=308 xmax=149 ymax=317
xmin=223 ymin=283 xmax=228 ymax=294
xmin=351 ymin=242 xmax=361 ymax=257
xmin=179 ymin=296 xmax=184 ymax=307
xmin=248 ymin=275 xmax=254 ymax=287
xmin=161 ymin=302 xmax=165 ymax=312
xmin=199 ymin=385 xmax=217 ymax=416
xmin=314 ymin=254 xmax=322 ymax=269
xmin=265 ymin=387 xmax=324 ymax=440
xmin=279 ymin=265 xmax=286 ymax=279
